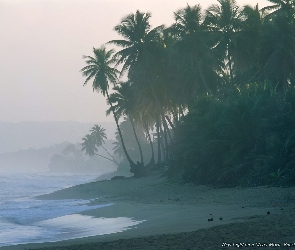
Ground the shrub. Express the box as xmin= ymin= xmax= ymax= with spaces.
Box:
xmin=171 ymin=84 xmax=295 ymax=187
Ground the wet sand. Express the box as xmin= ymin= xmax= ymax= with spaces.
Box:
xmin=2 ymin=175 xmax=295 ymax=250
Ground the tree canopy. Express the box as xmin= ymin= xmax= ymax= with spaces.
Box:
xmin=80 ymin=0 xmax=295 ymax=186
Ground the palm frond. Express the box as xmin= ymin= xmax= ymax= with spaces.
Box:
xmin=108 ymin=39 xmax=133 ymax=48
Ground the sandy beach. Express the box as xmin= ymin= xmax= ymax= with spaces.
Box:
xmin=2 ymin=174 xmax=295 ymax=250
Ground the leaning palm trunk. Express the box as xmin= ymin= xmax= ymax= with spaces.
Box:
xmin=150 ymin=82 xmax=173 ymax=141
xmin=95 ymin=153 xmax=119 ymax=166
xmin=156 ymin=118 xmax=162 ymax=165
xmin=128 ymin=113 xmax=144 ymax=166
xmin=145 ymin=126 xmax=155 ymax=165
xmin=166 ymin=114 xmax=176 ymax=131
xmin=227 ymin=44 xmax=234 ymax=85
xmin=163 ymin=122 xmax=169 ymax=162
xmin=146 ymin=81 xmax=163 ymax=165
xmin=162 ymin=114 xmax=173 ymax=143
xmin=179 ymin=106 xmax=185 ymax=118
xmin=101 ymin=145 xmax=119 ymax=166
xmin=149 ymin=82 xmax=172 ymax=165
xmin=106 ymin=92 xmax=140 ymax=175
xmin=159 ymin=124 xmax=167 ymax=163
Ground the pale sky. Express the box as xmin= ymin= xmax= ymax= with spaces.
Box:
xmin=0 ymin=0 xmax=269 ymax=123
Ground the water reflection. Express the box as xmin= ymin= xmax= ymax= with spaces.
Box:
xmin=0 ymin=214 xmax=144 ymax=246
xmin=36 ymin=214 xmax=145 ymax=240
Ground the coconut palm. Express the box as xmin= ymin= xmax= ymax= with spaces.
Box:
xmin=81 ymin=47 xmax=118 ymax=95
xmin=232 ymin=4 xmax=264 ymax=82
xmin=81 ymin=134 xmax=98 ymax=157
xmin=81 ymin=133 xmax=118 ymax=165
xmin=108 ymin=10 xmax=164 ymax=76
xmin=205 ymin=0 xmax=243 ymax=84
xmin=90 ymin=125 xmax=119 ymax=165
xmin=80 ymin=46 xmax=138 ymax=173
xmin=131 ymin=72 xmax=170 ymax=165
xmin=110 ymin=10 xmax=173 ymax=165
xmin=140 ymin=109 xmax=156 ymax=165
xmin=106 ymin=82 xmax=144 ymax=165
xmin=262 ymin=0 xmax=295 ymax=20
xmin=90 ymin=125 xmax=107 ymax=146
xmin=257 ymin=12 xmax=295 ymax=91
xmin=169 ymin=4 xmax=220 ymax=95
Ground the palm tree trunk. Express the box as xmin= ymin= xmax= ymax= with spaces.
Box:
xmin=162 ymin=120 xmax=169 ymax=161
xmin=159 ymin=125 xmax=166 ymax=163
xmin=162 ymin=115 xmax=173 ymax=143
xmin=128 ymin=114 xmax=144 ymax=166
xmin=171 ymin=109 xmax=179 ymax=128
xmin=94 ymin=153 xmax=119 ymax=166
xmin=179 ymin=106 xmax=185 ymax=118
xmin=196 ymin=59 xmax=210 ymax=94
xmin=147 ymin=82 xmax=165 ymax=166
xmin=165 ymin=115 xmax=176 ymax=131
xmin=156 ymin=118 xmax=161 ymax=165
xmin=106 ymin=91 xmax=137 ymax=173
xmin=227 ymin=44 xmax=234 ymax=85
xmin=145 ymin=126 xmax=155 ymax=165
xmin=149 ymin=82 xmax=173 ymax=142
xmin=101 ymin=145 xmax=119 ymax=166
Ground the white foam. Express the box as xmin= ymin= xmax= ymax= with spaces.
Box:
xmin=36 ymin=214 xmax=145 ymax=241
xmin=0 ymin=173 xmax=145 ymax=247
xmin=0 ymin=214 xmax=144 ymax=246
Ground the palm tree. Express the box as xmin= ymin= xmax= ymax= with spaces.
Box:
xmin=81 ymin=133 xmax=118 ymax=165
xmin=90 ymin=125 xmax=107 ymax=147
xmin=140 ymin=109 xmax=156 ymax=165
xmin=106 ymin=82 xmax=144 ymax=165
xmin=169 ymin=4 xmax=220 ymax=95
xmin=81 ymin=134 xmax=97 ymax=157
xmin=232 ymin=4 xmax=264 ymax=83
xmin=262 ymin=0 xmax=295 ymax=20
xmin=257 ymin=12 xmax=295 ymax=91
xmin=80 ymin=46 xmax=138 ymax=173
xmin=110 ymin=10 xmax=172 ymax=165
xmin=81 ymin=47 xmax=118 ymax=95
xmin=130 ymin=54 xmax=178 ymax=165
xmin=205 ymin=0 xmax=243 ymax=85
xmin=108 ymin=10 xmax=164 ymax=76
xmin=90 ymin=125 xmax=119 ymax=165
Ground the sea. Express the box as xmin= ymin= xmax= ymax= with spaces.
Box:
xmin=0 ymin=172 xmax=143 ymax=247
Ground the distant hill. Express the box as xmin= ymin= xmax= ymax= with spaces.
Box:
xmin=0 ymin=140 xmax=117 ymax=174
xmin=0 ymin=141 xmax=71 ymax=173
xmin=48 ymin=140 xmax=117 ymax=174
xmin=0 ymin=121 xmax=117 ymax=154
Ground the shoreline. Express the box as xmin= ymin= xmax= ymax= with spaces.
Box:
xmin=2 ymin=175 xmax=295 ymax=250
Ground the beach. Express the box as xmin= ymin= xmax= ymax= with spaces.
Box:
xmin=3 ymin=174 xmax=295 ymax=250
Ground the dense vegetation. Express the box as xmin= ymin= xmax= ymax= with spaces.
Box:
xmin=80 ymin=0 xmax=295 ymax=186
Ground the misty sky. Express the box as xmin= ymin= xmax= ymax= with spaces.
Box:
xmin=0 ymin=0 xmax=269 ymax=123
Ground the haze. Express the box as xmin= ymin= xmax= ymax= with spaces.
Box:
xmin=0 ymin=0 xmax=268 ymax=123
